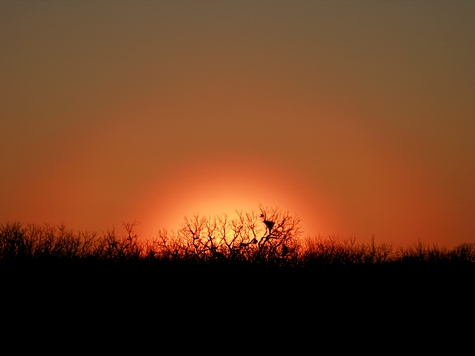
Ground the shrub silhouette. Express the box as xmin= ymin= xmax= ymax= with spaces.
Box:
xmin=0 ymin=221 xmax=140 ymax=264
xmin=3 ymin=214 xmax=473 ymax=339
xmin=1 ymin=208 xmax=475 ymax=271
xmin=0 ymin=221 xmax=96 ymax=262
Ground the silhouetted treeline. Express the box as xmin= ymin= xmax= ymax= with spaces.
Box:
xmin=2 ymin=212 xmax=475 ymax=319
xmin=1 ymin=213 xmax=474 ymax=269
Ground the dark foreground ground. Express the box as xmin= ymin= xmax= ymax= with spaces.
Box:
xmin=2 ymin=260 xmax=473 ymax=351
xmin=3 ymin=259 xmax=474 ymax=306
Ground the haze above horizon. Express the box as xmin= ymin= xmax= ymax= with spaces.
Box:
xmin=1 ymin=1 xmax=474 ymax=248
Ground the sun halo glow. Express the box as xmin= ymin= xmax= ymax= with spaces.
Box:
xmin=135 ymin=157 xmax=330 ymax=240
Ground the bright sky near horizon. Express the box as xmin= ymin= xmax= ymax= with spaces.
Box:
xmin=1 ymin=1 xmax=474 ymax=248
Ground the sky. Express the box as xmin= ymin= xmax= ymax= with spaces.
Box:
xmin=1 ymin=0 xmax=474 ymax=248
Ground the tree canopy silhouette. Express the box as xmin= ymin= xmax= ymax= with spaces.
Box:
xmin=152 ymin=205 xmax=302 ymax=265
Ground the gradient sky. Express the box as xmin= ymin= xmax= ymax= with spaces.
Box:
xmin=1 ymin=1 xmax=474 ymax=248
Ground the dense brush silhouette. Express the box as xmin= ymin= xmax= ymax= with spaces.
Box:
xmin=2 ymin=207 xmax=475 ymax=266
xmin=2 ymin=206 xmax=474 ymax=340
xmin=2 ymin=206 xmax=474 ymax=282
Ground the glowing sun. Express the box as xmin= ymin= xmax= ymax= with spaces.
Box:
xmin=135 ymin=156 xmax=330 ymax=240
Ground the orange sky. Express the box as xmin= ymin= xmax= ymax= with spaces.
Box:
xmin=1 ymin=1 xmax=474 ymax=248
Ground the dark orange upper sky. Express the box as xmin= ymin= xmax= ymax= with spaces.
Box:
xmin=1 ymin=1 xmax=474 ymax=248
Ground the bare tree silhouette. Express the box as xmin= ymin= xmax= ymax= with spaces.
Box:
xmin=152 ymin=205 xmax=302 ymax=265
